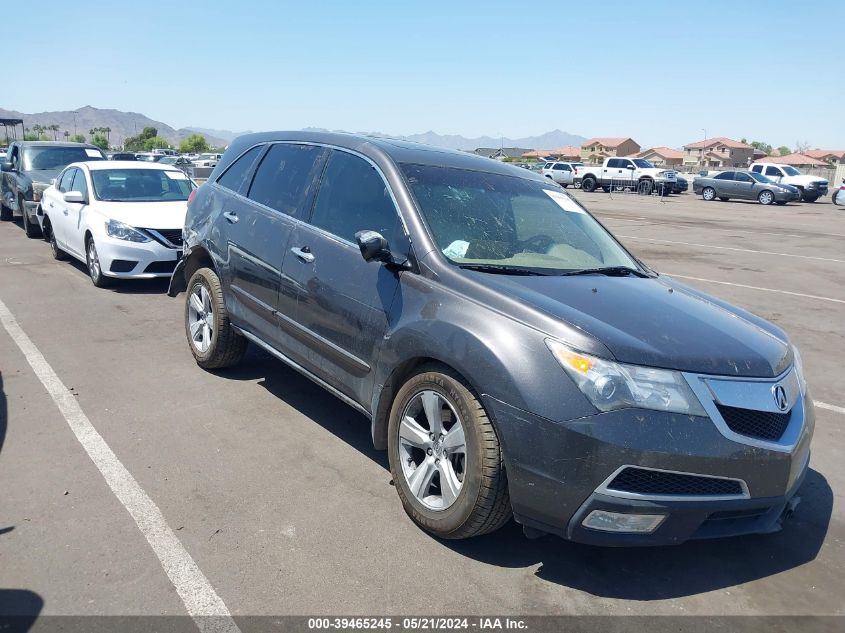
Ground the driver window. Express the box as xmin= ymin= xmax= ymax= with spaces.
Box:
xmin=735 ymin=172 xmax=752 ymax=183
xmin=70 ymin=169 xmax=89 ymax=199
xmin=58 ymin=169 xmax=75 ymax=193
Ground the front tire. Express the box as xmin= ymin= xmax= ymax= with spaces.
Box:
xmin=388 ymin=365 xmax=511 ymax=539
xmin=21 ymin=198 xmax=42 ymax=238
xmin=185 ymin=267 xmax=247 ymax=369
xmin=758 ymin=190 xmax=775 ymax=205
xmin=802 ymin=194 xmax=819 ymax=203
xmin=86 ymin=237 xmax=111 ymax=287
xmin=702 ymin=187 xmax=716 ymax=201
xmin=581 ymin=176 xmax=597 ymax=192
xmin=44 ymin=219 xmax=66 ymax=260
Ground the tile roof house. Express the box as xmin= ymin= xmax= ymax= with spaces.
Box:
xmin=522 ymin=146 xmax=582 ymax=160
xmin=682 ymin=137 xmax=754 ymax=168
xmin=753 ymin=153 xmax=828 ymax=168
xmin=580 ymin=138 xmax=640 ymax=163
xmin=805 ymin=149 xmax=845 ymax=163
xmin=636 ymin=146 xmax=684 ymax=167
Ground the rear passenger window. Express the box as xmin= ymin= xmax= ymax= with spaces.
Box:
xmin=247 ymin=143 xmax=326 ymax=217
xmin=714 ymin=172 xmax=734 ymax=180
xmin=765 ymin=166 xmax=781 ymax=177
xmin=309 ymin=150 xmax=400 ymax=244
xmin=607 ymin=159 xmax=620 ymax=168
xmin=217 ymin=145 xmax=263 ymax=194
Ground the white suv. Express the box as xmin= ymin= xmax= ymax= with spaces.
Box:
xmin=541 ymin=161 xmax=584 ymax=188
xmin=750 ymin=163 xmax=829 ymax=202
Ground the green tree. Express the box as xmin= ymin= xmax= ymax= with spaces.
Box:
xmin=141 ymin=136 xmax=171 ymax=151
xmin=750 ymin=140 xmax=773 ymax=156
xmin=71 ymin=133 xmax=86 ymax=143
xmin=141 ymin=126 xmax=158 ymax=139
xmin=777 ymin=146 xmax=791 ymax=156
xmin=91 ymin=134 xmax=109 ymax=151
xmin=179 ymin=133 xmax=210 ymax=154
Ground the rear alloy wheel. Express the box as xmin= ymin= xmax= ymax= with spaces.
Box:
xmin=581 ymin=176 xmax=597 ymax=192
xmin=758 ymin=190 xmax=775 ymax=205
xmin=86 ymin=237 xmax=111 ymax=287
xmin=702 ymin=187 xmax=716 ymax=201
xmin=388 ymin=365 xmax=511 ymax=539
xmin=185 ymin=267 xmax=247 ymax=369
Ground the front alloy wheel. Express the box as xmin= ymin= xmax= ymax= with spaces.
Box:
xmin=398 ymin=390 xmax=467 ymax=511
xmin=86 ymin=238 xmax=110 ymax=287
xmin=702 ymin=186 xmax=716 ymax=201
xmin=758 ymin=190 xmax=774 ymax=205
xmin=187 ymin=283 xmax=214 ymax=354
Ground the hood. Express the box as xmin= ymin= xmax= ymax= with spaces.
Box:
xmin=781 ymin=174 xmax=827 ymax=186
xmin=23 ymin=169 xmax=62 ymax=184
xmin=92 ymin=200 xmax=187 ymax=230
xmin=470 ymin=273 xmax=790 ymax=377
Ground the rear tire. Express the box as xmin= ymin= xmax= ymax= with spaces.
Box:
xmin=702 ymin=187 xmax=716 ymax=201
xmin=185 ymin=267 xmax=247 ymax=369
xmin=0 ymin=202 xmax=11 ymax=221
xmin=388 ymin=364 xmax=511 ymax=539
xmin=581 ymin=176 xmax=597 ymax=192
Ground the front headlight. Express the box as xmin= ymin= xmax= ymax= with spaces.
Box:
xmin=31 ymin=181 xmax=50 ymax=202
xmin=546 ymin=339 xmax=706 ymax=416
xmin=106 ymin=219 xmax=150 ymax=243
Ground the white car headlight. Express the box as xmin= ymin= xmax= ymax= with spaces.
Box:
xmin=106 ymin=219 xmax=150 ymax=243
xmin=546 ymin=339 xmax=706 ymax=416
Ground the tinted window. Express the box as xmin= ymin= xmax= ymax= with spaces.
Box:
xmin=751 ymin=165 xmax=762 ymax=173
xmin=735 ymin=172 xmax=752 ymax=183
xmin=70 ymin=169 xmax=89 ymax=198
xmin=553 ymin=164 xmax=565 ymax=170
xmin=247 ymin=143 xmax=326 ymax=217
xmin=92 ymin=169 xmax=193 ymax=202
xmin=58 ymin=168 xmax=75 ymax=193
xmin=619 ymin=160 xmax=635 ymax=169
xmin=714 ymin=172 xmax=735 ymax=180
xmin=217 ymin=145 xmax=263 ymax=193
xmin=22 ymin=146 xmax=103 ymax=170
xmin=765 ymin=166 xmax=782 ymax=176
xmin=607 ymin=159 xmax=620 ymax=168
xmin=309 ymin=150 xmax=400 ymax=243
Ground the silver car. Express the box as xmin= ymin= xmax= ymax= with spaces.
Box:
xmin=693 ymin=170 xmax=801 ymax=205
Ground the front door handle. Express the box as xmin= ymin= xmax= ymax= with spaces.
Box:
xmin=291 ymin=246 xmax=315 ymax=263
xmin=63 ymin=209 xmax=68 ymax=215
xmin=223 ymin=211 xmax=239 ymax=224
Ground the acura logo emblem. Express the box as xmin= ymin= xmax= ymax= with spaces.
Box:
xmin=773 ymin=385 xmax=789 ymax=411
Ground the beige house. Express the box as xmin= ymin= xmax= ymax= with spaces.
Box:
xmin=805 ymin=149 xmax=845 ymax=164
xmin=682 ymin=137 xmax=754 ymax=168
xmin=522 ymin=145 xmax=581 ymax=161
xmin=580 ymin=137 xmax=641 ymax=163
xmin=636 ymin=146 xmax=684 ymax=167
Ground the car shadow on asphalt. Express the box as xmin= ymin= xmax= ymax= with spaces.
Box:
xmin=0 ymin=589 xmax=43 ymax=630
xmin=61 ymin=258 xmax=171 ymax=294
xmin=441 ymin=467 xmax=832 ymax=600
xmin=209 ymin=347 xmax=833 ymax=601
xmin=213 ymin=346 xmax=388 ymax=470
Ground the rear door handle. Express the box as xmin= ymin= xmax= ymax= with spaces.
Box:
xmin=223 ymin=211 xmax=238 ymax=223
xmin=290 ymin=246 xmax=315 ymax=263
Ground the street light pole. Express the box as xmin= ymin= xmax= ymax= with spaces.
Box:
xmin=700 ymin=128 xmax=707 ymax=168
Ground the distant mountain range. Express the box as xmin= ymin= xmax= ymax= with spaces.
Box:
xmin=0 ymin=106 xmax=586 ymax=152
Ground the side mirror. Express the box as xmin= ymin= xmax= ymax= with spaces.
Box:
xmin=1 ymin=162 xmax=12 ymax=172
xmin=63 ymin=191 xmax=86 ymax=204
xmin=50 ymin=178 xmax=57 ymax=185
xmin=355 ymin=230 xmax=391 ymax=263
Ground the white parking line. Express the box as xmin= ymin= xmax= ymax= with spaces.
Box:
xmin=669 ymin=274 xmax=845 ymax=305
xmin=620 ymin=235 xmax=845 ymax=263
xmin=604 ymin=218 xmax=810 ymax=239
xmin=0 ymin=298 xmax=241 ymax=633
xmin=815 ymin=401 xmax=845 ymax=415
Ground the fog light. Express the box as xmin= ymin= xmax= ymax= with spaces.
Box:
xmin=582 ymin=510 xmax=666 ymax=533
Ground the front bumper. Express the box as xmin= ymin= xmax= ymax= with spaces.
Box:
xmin=23 ymin=199 xmax=39 ymax=220
xmin=96 ymin=235 xmax=181 ymax=279
xmin=776 ymin=189 xmax=802 ymax=202
xmin=485 ymin=376 xmax=814 ymax=546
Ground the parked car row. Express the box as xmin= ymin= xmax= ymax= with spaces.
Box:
xmin=0 ymin=132 xmax=817 ymax=548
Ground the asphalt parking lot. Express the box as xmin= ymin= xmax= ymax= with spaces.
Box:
xmin=0 ymin=190 xmax=843 ymax=622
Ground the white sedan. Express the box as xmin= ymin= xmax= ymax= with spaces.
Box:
xmin=39 ymin=161 xmax=195 ymax=287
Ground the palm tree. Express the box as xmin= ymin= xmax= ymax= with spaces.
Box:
xmin=49 ymin=124 xmax=60 ymax=140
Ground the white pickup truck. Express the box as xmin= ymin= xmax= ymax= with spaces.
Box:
xmin=579 ymin=157 xmax=677 ymax=195
xmin=540 ymin=161 xmax=585 ymax=188
xmin=750 ymin=163 xmax=829 ymax=202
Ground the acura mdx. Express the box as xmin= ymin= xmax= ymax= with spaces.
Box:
xmin=168 ymin=131 xmax=813 ymax=545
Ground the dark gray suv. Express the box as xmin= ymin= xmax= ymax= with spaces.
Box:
xmin=169 ymin=131 xmax=814 ymax=546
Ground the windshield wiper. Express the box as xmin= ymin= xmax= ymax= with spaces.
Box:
xmin=458 ymin=264 xmax=549 ymax=276
xmin=558 ymin=266 xmax=651 ymax=278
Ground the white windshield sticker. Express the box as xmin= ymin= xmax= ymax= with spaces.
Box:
xmin=543 ymin=189 xmax=585 ymax=213
xmin=443 ymin=240 xmax=470 ymax=259
xmin=165 ymin=171 xmax=188 ymax=180
xmin=85 ymin=149 xmax=102 ymax=158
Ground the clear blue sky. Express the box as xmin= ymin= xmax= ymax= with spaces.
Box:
xmin=8 ymin=0 xmax=844 ymax=148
